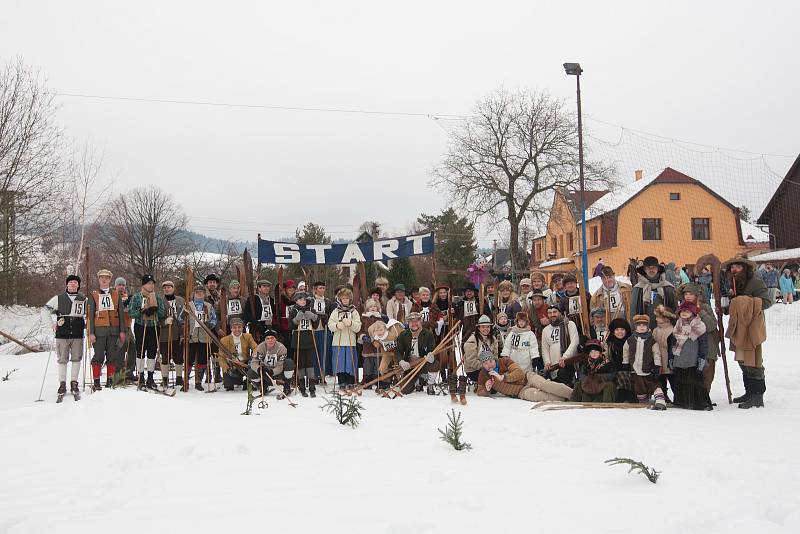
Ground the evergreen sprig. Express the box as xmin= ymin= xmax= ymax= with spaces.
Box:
xmin=111 ymin=368 xmax=129 ymax=389
xmin=438 ymin=409 xmax=471 ymax=451
xmin=1 ymin=368 xmax=19 ymax=381
xmin=605 ymin=457 xmax=661 ymax=484
xmin=320 ymin=391 xmax=365 ymax=428
xmin=242 ymin=379 xmax=263 ymax=415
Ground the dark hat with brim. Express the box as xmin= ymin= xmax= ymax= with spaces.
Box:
xmin=204 ymin=274 xmax=220 ymax=285
xmin=583 ymin=340 xmax=604 ymax=354
xmin=721 ymin=255 xmax=757 ymax=271
xmin=65 ymin=274 xmax=81 ymax=287
xmin=637 ymin=256 xmax=664 ymax=276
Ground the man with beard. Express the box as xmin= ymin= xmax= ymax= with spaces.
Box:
xmin=723 ymin=255 xmax=771 ymax=409
xmin=395 ymin=312 xmax=439 ymax=395
xmin=556 ymin=274 xmax=588 ymax=338
xmin=204 ymin=274 xmax=222 ymax=383
xmin=159 ymin=280 xmax=185 ymax=390
xmin=540 ymin=305 xmax=580 ymax=386
xmin=220 ymin=280 xmax=246 ymax=335
xmin=590 ymin=266 xmax=632 ymax=324
xmin=455 ymin=284 xmax=489 ymax=342
xmin=631 ymin=256 xmax=677 ymax=328
xmin=244 ymin=279 xmax=276 ymax=342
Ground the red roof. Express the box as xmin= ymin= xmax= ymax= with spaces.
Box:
xmin=652 ymin=167 xmax=698 ymax=184
xmin=566 ymin=190 xmax=609 ymax=210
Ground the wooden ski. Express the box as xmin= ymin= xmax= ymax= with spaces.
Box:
xmin=530 ymin=401 xmax=652 ymax=411
xmin=242 ymin=249 xmax=260 ymax=342
xmin=358 ymin=262 xmax=368 ymax=304
xmin=695 ymin=254 xmax=733 ymax=404
xmin=183 ymin=266 xmax=193 ymax=390
xmin=183 ymin=292 xmax=248 ymax=373
xmin=219 ymin=285 xmax=228 ymax=337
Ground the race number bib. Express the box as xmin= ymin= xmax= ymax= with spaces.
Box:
xmin=167 ymin=301 xmax=178 ymax=318
xmin=70 ymin=299 xmax=86 ymax=318
xmin=464 ymin=301 xmax=477 ymax=317
xmin=608 ymin=291 xmax=621 ymax=313
xmin=549 ymin=328 xmax=560 ymax=343
xmin=260 ymin=302 xmax=272 ymax=322
xmin=314 ymin=299 xmax=326 ymax=314
xmin=421 ymin=308 xmax=430 ymax=323
xmin=568 ymin=296 xmax=581 ymax=316
xmin=284 ymin=306 xmax=290 ymax=319
xmin=97 ymin=293 xmax=114 ymax=312
xmin=510 ymin=333 xmax=521 ymax=348
xmin=265 ymin=354 xmax=277 ymax=367
xmin=227 ymin=299 xmax=242 ymax=316
xmin=380 ymin=339 xmax=397 ymax=352
xmin=193 ymin=304 xmax=206 ymax=328
xmin=299 ymin=318 xmax=312 ymax=331
xmin=596 ymin=328 xmax=608 ymax=343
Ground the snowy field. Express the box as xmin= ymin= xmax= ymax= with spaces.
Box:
xmin=0 ymin=306 xmax=799 ymax=534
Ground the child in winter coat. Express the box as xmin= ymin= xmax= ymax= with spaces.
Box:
xmin=328 ymin=288 xmax=362 ymax=387
xmin=779 ymin=269 xmax=795 ymax=304
xmin=288 ymin=291 xmax=321 ymax=397
xmin=652 ymin=304 xmax=677 ymax=404
xmin=367 ymin=318 xmax=404 ymax=389
xmin=605 ymin=318 xmax=637 ymax=403
xmin=495 ymin=311 xmax=511 ymax=337
xmin=669 ymin=302 xmax=712 ymax=410
xmin=359 ymin=298 xmax=384 ymax=387
xmin=567 ymin=340 xmax=617 ymax=402
xmin=622 ymin=314 xmax=667 ymax=410
xmin=501 ymin=312 xmax=539 ymax=373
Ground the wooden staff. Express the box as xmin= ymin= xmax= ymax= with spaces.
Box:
xmin=695 ymin=254 xmax=733 ymax=404
xmin=393 ymin=321 xmax=461 ymax=393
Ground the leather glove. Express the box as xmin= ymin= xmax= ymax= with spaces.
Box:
xmin=424 ymin=352 xmax=435 ymax=364
xmin=399 ymin=360 xmax=410 ymax=372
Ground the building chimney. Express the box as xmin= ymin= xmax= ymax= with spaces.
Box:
xmin=634 ymin=169 xmax=643 ymax=181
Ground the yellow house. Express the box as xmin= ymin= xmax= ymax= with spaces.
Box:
xmin=531 ymin=167 xmax=748 ymax=276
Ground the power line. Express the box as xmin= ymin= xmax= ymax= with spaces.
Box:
xmin=50 ymin=91 xmax=467 ymax=120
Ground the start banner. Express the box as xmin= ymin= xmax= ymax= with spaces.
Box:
xmin=257 ymin=233 xmax=434 ymax=265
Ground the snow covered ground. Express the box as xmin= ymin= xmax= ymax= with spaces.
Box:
xmin=0 ymin=306 xmax=799 ymax=533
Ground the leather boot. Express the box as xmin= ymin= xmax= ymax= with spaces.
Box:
xmin=195 ymin=367 xmax=205 ymax=391
xmin=448 ymin=374 xmax=458 ymax=403
xmin=458 ymin=376 xmax=468 ymax=405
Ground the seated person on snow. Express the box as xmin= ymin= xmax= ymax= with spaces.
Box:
xmin=566 ymin=339 xmax=617 ymax=403
xmin=476 ymin=349 xmax=572 ymax=402
xmin=366 ymin=317 xmax=404 ymax=391
xmin=250 ymin=329 xmax=294 ymax=399
xmin=395 ymin=311 xmax=438 ymax=394
xmin=219 ymin=317 xmax=258 ymax=391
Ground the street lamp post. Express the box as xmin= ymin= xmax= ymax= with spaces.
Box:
xmin=563 ymin=62 xmax=589 ymax=297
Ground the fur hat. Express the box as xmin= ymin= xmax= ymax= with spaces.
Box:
xmin=369 ymin=287 xmax=383 ymax=297
xmin=678 ymin=301 xmax=699 ymax=316
xmin=562 ymin=274 xmax=578 ymax=285
xmin=478 ymin=348 xmax=495 ymax=362
xmin=337 ymin=287 xmax=353 ymax=300
xmin=364 ymin=298 xmax=381 ymax=311
xmin=141 ymin=274 xmax=155 ymax=286
xmin=65 ymin=274 xmax=81 ymax=288
xmin=515 ymin=311 xmax=529 ymax=323
xmin=654 ymin=304 xmax=677 ymax=321
xmin=608 ymin=318 xmax=631 ymax=336
xmin=161 ymin=280 xmax=174 ymax=288
xmin=293 ymin=291 xmax=309 ymax=302
xmin=203 ymin=274 xmax=220 ymax=285
xmin=530 ymin=272 xmax=546 ymax=282
xmin=583 ymin=340 xmax=604 ymax=355
xmin=498 ymin=280 xmax=513 ymax=291
xmin=96 ymin=269 xmax=112 ymax=278
xmin=632 ymin=314 xmax=650 ymax=325
xmin=477 ymin=314 xmax=492 ymax=326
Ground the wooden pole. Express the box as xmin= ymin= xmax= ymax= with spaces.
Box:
xmin=0 ymin=329 xmax=39 ymax=353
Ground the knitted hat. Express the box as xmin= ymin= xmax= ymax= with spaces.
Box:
xmin=229 ymin=280 xmax=240 ymax=288
xmin=284 ymin=279 xmax=296 ymax=289
xmin=678 ymin=301 xmax=699 ymax=316
xmin=114 ymin=277 xmax=127 ymax=287
xmin=393 ymin=283 xmax=406 ymax=294
xmin=264 ymin=329 xmax=278 ymax=339
xmin=591 ymin=307 xmax=606 ymax=318
xmin=632 ymin=314 xmax=650 ymax=325
xmin=519 ymin=278 xmax=532 ymax=287
xmin=229 ymin=317 xmax=244 ymax=326
xmin=65 ymin=274 xmax=81 ymax=287
xmin=407 ymin=311 xmax=422 ymax=321
xmin=477 ymin=314 xmax=492 ymax=326
xmin=293 ymin=291 xmax=309 ymax=302
xmin=96 ymin=269 xmax=112 ymax=278
xmin=161 ymin=280 xmax=174 ymax=288
xmin=141 ymin=274 xmax=155 ymax=286
xmin=478 ymin=348 xmax=495 ymax=362
xmin=203 ymin=274 xmax=220 ymax=284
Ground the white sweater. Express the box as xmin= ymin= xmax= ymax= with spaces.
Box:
xmin=540 ymin=320 xmax=580 ymax=366
xmin=500 ymin=326 xmax=539 ymax=373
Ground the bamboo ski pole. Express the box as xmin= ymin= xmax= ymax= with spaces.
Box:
xmin=310 ymin=324 xmax=327 ymax=393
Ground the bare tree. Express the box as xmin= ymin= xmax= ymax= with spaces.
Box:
xmin=0 ymin=59 xmax=65 ymax=303
xmin=93 ymin=185 xmax=191 ymax=281
xmin=432 ymin=89 xmax=614 ymax=273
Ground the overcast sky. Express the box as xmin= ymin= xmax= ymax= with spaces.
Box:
xmin=2 ymin=0 xmax=797 ymax=247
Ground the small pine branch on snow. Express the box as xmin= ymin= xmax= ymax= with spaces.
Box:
xmin=111 ymin=369 xmax=129 ymax=389
xmin=438 ymin=409 xmax=471 ymax=451
xmin=241 ymin=380 xmax=258 ymax=415
xmin=605 ymin=457 xmax=661 ymax=484
xmin=320 ymin=391 xmax=364 ymax=428
xmin=2 ymin=368 xmax=19 ymax=381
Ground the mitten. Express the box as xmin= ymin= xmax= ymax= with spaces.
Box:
xmin=425 ymin=352 xmax=435 ymax=364
xmin=399 ymin=360 xmax=410 ymax=371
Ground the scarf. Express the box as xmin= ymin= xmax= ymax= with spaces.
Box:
xmin=434 ymin=297 xmax=449 ymax=311
xmin=672 ymin=316 xmax=706 ymax=355
xmin=363 ymin=310 xmax=381 ymax=319
xmin=638 ymin=275 xmax=671 ymax=306
xmin=336 ymin=300 xmax=355 ymax=314
xmin=608 ymin=334 xmax=629 ymax=366
xmin=550 ymin=317 xmax=570 ymax=355
xmin=586 ymin=353 xmax=609 ymax=375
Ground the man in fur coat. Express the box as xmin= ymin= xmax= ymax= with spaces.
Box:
xmin=631 ymin=256 xmax=677 ymax=328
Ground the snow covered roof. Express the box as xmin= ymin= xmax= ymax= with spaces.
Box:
xmin=538 ymin=257 xmax=574 ymax=268
xmin=748 ymin=248 xmax=800 ymax=263
xmin=740 ymin=220 xmax=770 ymax=243
xmin=580 ymin=174 xmax=657 ymax=222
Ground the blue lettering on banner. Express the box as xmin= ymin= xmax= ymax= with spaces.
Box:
xmin=258 ymin=233 xmax=434 ymax=265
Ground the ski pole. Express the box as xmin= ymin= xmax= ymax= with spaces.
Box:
xmin=310 ymin=326 xmax=327 ymax=393
xmin=138 ymin=321 xmax=147 ymax=389
xmin=35 ymin=350 xmax=53 ymax=402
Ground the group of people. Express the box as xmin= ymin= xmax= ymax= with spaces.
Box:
xmin=43 ymin=252 xmax=771 ymax=410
